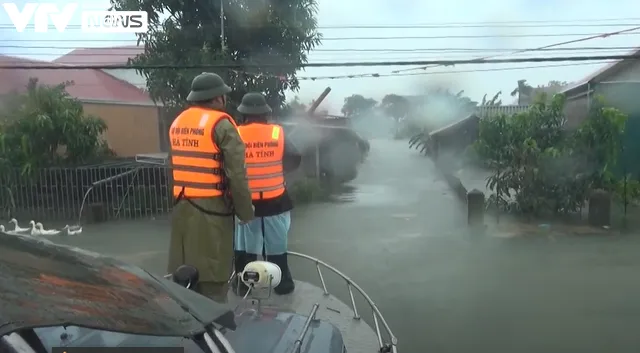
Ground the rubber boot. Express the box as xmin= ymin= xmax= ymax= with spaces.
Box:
xmin=270 ymin=253 xmax=295 ymax=295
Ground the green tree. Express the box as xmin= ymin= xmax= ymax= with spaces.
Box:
xmin=110 ymin=0 xmax=322 ymax=113
xmin=511 ymin=80 xmax=568 ymax=105
xmin=380 ymin=94 xmax=410 ymax=121
xmin=341 ymin=94 xmax=377 ymax=117
xmin=0 ymin=78 xmax=110 ymax=175
xmin=481 ymin=91 xmax=502 ymax=106
xmin=475 ymin=93 xmax=627 ymax=216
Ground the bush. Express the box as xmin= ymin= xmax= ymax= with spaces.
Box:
xmin=0 ymin=78 xmax=112 ymax=176
xmin=289 ymin=178 xmax=330 ymax=204
xmin=474 ymin=94 xmax=628 ymax=217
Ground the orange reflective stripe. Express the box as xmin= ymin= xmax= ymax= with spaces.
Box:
xmin=246 ymin=160 xmax=282 ymax=167
xmin=169 ymin=107 xmax=233 ymax=197
xmin=247 ymin=172 xmax=284 ymax=180
xmin=237 ymin=123 xmax=286 ymax=200
xmin=172 ymin=165 xmax=224 ymax=174
xmin=171 ymin=150 xmax=223 ymax=160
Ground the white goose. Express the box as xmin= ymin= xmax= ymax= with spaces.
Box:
xmin=62 ymin=224 xmax=82 ymax=235
xmin=1 ymin=224 xmax=22 ymax=235
xmin=9 ymin=218 xmax=30 ymax=232
xmin=36 ymin=222 xmax=61 ymax=236
xmin=29 ymin=220 xmax=41 ymax=236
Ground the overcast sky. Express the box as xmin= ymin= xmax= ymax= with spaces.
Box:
xmin=1 ymin=0 xmax=638 ymax=112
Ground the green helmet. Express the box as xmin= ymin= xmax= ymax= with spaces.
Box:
xmin=237 ymin=92 xmax=272 ymax=115
xmin=186 ymin=72 xmax=231 ymax=102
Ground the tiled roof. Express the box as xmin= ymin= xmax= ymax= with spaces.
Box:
xmin=0 ymin=55 xmax=152 ymax=104
xmin=53 ymin=45 xmax=144 ymax=65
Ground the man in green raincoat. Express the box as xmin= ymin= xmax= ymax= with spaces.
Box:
xmin=167 ymin=72 xmax=254 ymax=302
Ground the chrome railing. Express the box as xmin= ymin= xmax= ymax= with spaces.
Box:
xmin=286 ymin=251 xmax=398 ymax=353
xmin=167 ymin=251 xmax=399 ymax=353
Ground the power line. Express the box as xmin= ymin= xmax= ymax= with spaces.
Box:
xmin=0 ymin=45 xmax=635 ymax=53
xmin=0 ymin=51 xmax=630 ymax=65
xmin=15 ymin=61 xmax=610 ymax=86
xmin=1 ymin=49 xmax=631 ymax=61
xmin=0 ymin=54 xmax=637 ymax=69
xmin=1 ymin=32 xmax=639 ymax=42
xmin=393 ymin=25 xmax=640 ymax=73
xmin=295 ymin=61 xmax=613 ymax=80
xmin=1 ymin=17 xmax=639 ymax=29
xmin=314 ymin=46 xmax=639 ymax=53
xmin=3 ymin=22 xmax=640 ymax=30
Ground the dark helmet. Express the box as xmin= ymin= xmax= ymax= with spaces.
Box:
xmin=186 ymin=72 xmax=231 ymax=102
xmin=237 ymin=92 xmax=272 ymax=115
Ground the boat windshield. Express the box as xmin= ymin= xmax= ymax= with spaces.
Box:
xmin=28 ymin=326 xmax=235 ymax=353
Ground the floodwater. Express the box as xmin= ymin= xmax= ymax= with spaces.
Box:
xmin=48 ymin=139 xmax=640 ymax=353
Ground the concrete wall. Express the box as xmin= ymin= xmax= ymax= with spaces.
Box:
xmin=82 ymin=101 xmax=161 ymax=157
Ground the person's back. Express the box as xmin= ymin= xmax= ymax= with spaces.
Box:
xmin=167 ymin=72 xmax=254 ymax=302
xmin=233 ymin=92 xmax=301 ymax=296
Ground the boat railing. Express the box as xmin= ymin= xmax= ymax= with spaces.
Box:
xmin=286 ymin=251 xmax=398 ymax=353
xmin=167 ymin=251 xmax=398 ymax=353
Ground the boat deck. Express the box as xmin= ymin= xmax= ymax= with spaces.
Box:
xmin=227 ymin=280 xmax=380 ymax=353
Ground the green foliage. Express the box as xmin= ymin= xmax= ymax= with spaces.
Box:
xmin=481 ymin=91 xmax=502 ymax=106
xmin=110 ymin=0 xmax=321 ymax=113
xmin=475 ymin=93 xmax=628 ymax=217
xmin=381 ymin=94 xmax=410 ymax=120
xmin=0 ymin=78 xmax=111 ymax=175
xmin=288 ymin=177 xmax=329 ymax=204
xmin=341 ymin=94 xmax=377 ymax=117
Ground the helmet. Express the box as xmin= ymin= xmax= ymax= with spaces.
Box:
xmin=186 ymin=72 xmax=231 ymax=102
xmin=237 ymin=92 xmax=272 ymax=115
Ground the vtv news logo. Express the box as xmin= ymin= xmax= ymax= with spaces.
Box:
xmin=2 ymin=3 xmax=148 ymax=33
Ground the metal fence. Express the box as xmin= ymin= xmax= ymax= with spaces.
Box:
xmin=0 ymin=162 xmax=172 ymax=222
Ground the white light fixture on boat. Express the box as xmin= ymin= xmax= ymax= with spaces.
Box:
xmin=241 ymin=261 xmax=282 ymax=289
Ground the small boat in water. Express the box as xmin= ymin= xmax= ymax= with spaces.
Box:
xmin=0 ymin=230 xmax=397 ymax=353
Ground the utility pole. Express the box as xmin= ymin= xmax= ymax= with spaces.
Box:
xmin=219 ymin=0 xmax=226 ymax=51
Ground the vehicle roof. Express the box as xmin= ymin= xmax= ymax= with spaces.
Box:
xmin=0 ymin=231 xmax=235 ymax=337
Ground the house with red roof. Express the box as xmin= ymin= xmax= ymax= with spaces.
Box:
xmin=0 ymin=46 xmax=162 ymax=157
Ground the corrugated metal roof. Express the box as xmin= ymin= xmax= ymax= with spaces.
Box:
xmin=0 ymin=55 xmax=152 ymax=104
xmin=560 ymin=47 xmax=640 ymax=96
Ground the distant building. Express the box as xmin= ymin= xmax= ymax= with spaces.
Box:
xmin=0 ymin=47 xmax=163 ymax=157
xmin=561 ymin=47 xmax=640 ymax=128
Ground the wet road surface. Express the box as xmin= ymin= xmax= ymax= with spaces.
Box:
xmin=49 ymin=139 xmax=640 ymax=353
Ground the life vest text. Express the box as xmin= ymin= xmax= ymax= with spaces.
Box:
xmin=171 ymin=127 xmax=205 ymax=136
xmin=171 ymin=138 xmax=199 ymax=147
xmin=245 ymin=150 xmax=275 ymax=159
xmin=245 ymin=141 xmax=279 ymax=149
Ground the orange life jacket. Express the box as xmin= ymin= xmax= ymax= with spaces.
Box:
xmin=169 ymin=107 xmax=236 ymax=198
xmin=237 ymin=123 xmax=286 ymax=200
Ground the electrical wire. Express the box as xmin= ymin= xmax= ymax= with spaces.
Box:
xmin=1 ymin=17 xmax=639 ymax=29
xmin=0 ymin=45 xmax=635 ymax=53
xmin=297 ymin=61 xmax=613 ymax=80
xmin=1 ymin=49 xmax=631 ymax=62
xmin=16 ymin=61 xmax=611 ymax=87
xmin=0 ymin=54 xmax=636 ymax=69
xmin=1 ymin=32 xmax=640 ymax=42
xmin=392 ymin=25 xmax=640 ymax=73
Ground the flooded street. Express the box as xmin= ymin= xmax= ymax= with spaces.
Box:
xmin=52 ymin=139 xmax=640 ymax=352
